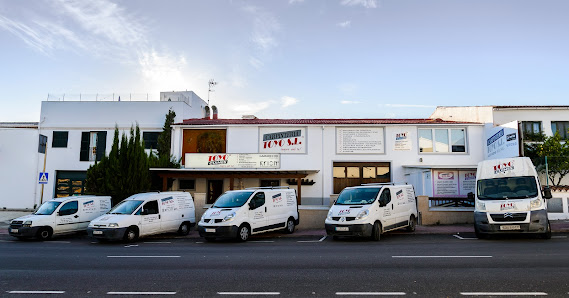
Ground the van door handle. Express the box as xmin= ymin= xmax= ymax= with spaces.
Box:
xmin=265 ymin=207 xmax=267 ymax=212
xmin=74 ymin=215 xmax=79 ymax=218
xmin=159 ymin=215 xmax=161 ymax=219
xmin=391 ymin=205 xmax=393 ymax=210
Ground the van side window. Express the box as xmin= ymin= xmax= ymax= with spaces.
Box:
xmin=250 ymin=192 xmax=265 ymax=209
xmin=142 ymin=200 xmax=159 ymax=215
xmin=379 ymin=188 xmax=391 ymax=206
xmin=59 ymin=201 xmax=78 ymax=216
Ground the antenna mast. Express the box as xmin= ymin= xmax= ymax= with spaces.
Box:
xmin=208 ymin=79 xmax=217 ymax=106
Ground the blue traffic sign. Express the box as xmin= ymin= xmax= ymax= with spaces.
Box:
xmin=39 ymin=172 xmax=49 ymax=184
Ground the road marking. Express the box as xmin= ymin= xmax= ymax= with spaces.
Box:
xmin=107 ymin=292 xmax=176 ymax=295
xmin=195 ymin=242 xmax=204 ymax=244
xmin=143 ymin=241 xmax=172 ymax=244
xmin=249 ymin=240 xmax=275 ymax=243
xmin=217 ymin=292 xmax=280 ymax=295
xmin=50 ymin=241 xmax=71 ymax=243
xmin=393 ymin=256 xmax=492 ymax=258
xmin=7 ymin=291 xmax=65 ymax=294
xmin=298 ymin=236 xmax=327 ymax=243
xmin=454 ymin=235 xmax=477 ymax=240
xmin=107 ymin=256 xmax=180 ymax=258
xmin=336 ymin=292 xmax=406 ymax=296
xmin=0 ymin=240 xmax=16 ymax=243
xmin=124 ymin=245 xmax=139 ymax=248
xmin=460 ymin=292 xmax=547 ymax=296
xmin=552 ymin=236 xmax=567 ymax=239
xmin=319 ymin=235 xmax=327 ymax=241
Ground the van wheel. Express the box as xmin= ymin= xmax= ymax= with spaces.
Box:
xmin=178 ymin=222 xmax=190 ymax=236
xmin=284 ymin=217 xmax=295 ymax=234
xmin=371 ymin=221 xmax=381 ymax=241
xmin=541 ymin=221 xmax=552 ymax=239
xmin=406 ymin=215 xmax=417 ymax=232
xmin=124 ymin=227 xmax=138 ymax=243
xmin=36 ymin=227 xmax=52 ymax=241
xmin=237 ymin=224 xmax=250 ymax=242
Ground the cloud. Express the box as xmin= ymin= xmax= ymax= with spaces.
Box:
xmin=289 ymin=0 xmax=305 ymax=4
xmin=341 ymin=100 xmax=361 ymax=104
xmin=382 ymin=104 xmax=436 ymax=108
xmin=231 ymin=101 xmax=272 ymax=114
xmin=337 ymin=20 xmax=351 ymax=28
xmin=340 ymin=0 xmax=378 ymax=9
xmin=249 ymin=56 xmax=264 ymax=69
xmin=281 ymin=96 xmax=299 ymax=108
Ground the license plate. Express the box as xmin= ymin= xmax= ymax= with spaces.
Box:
xmin=10 ymin=229 xmax=18 ymax=233
xmin=500 ymin=225 xmax=521 ymax=231
xmin=93 ymin=230 xmax=103 ymax=235
xmin=205 ymin=228 xmax=215 ymax=233
xmin=335 ymin=227 xmax=349 ymax=232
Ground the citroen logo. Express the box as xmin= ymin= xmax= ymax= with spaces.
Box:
xmin=504 ymin=212 xmax=513 ymax=218
xmin=340 ymin=217 xmax=345 ymax=222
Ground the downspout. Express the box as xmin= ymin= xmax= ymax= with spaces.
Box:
xmin=33 ymin=116 xmax=46 ymax=209
xmin=322 ymin=125 xmax=325 ymax=205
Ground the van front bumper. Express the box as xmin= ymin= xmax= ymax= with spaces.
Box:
xmin=198 ymin=225 xmax=239 ymax=238
xmin=325 ymin=223 xmax=373 ymax=237
xmin=9 ymin=226 xmax=40 ymax=238
xmin=87 ymin=227 xmax=128 ymax=240
xmin=474 ymin=210 xmax=549 ymax=234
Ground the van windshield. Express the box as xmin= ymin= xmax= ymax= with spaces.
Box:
xmin=213 ymin=191 xmax=254 ymax=208
xmin=336 ymin=187 xmax=381 ymax=205
xmin=477 ymin=176 xmax=538 ymax=200
xmin=108 ymin=200 xmax=144 ymax=215
xmin=34 ymin=201 xmax=62 ymax=215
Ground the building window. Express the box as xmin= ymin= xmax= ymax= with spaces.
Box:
xmin=333 ymin=162 xmax=390 ymax=194
xmin=143 ymin=132 xmax=160 ymax=150
xmin=522 ymin=121 xmax=542 ymax=134
xmin=179 ymin=179 xmax=196 ymax=190
xmin=260 ymin=179 xmax=280 ymax=187
xmin=551 ymin=121 xmax=569 ymax=139
xmin=419 ymin=128 xmax=466 ymax=153
xmin=52 ymin=131 xmax=69 ymax=148
xmin=80 ymin=131 xmax=107 ymax=161
xmin=55 ymin=171 xmax=87 ymax=198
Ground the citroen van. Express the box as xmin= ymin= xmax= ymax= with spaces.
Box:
xmin=325 ymin=184 xmax=417 ymax=241
xmin=198 ymin=187 xmax=299 ymax=241
xmin=87 ymin=192 xmax=195 ymax=242
xmin=9 ymin=195 xmax=112 ymax=240
xmin=473 ymin=157 xmax=552 ymax=239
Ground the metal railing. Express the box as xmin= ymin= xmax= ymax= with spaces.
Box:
xmin=46 ymin=93 xmax=160 ymax=101
xmin=429 ymin=197 xmax=474 ymax=208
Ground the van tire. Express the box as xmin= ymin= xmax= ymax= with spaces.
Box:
xmin=541 ymin=221 xmax=552 ymax=239
xmin=36 ymin=227 xmax=52 ymax=241
xmin=178 ymin=222 xmax=191 ymax=236
xmin=406 ymin=215 xmax=417 ymax=232
xmin=237 ymin=224 xmax=250 ymax=242
xmin=284 ymin=217 xmax=296 ymax=234
xmin=124 ymin=227 xmax=139 ymax=243
xmin=371 ymin=221 xmax=381 ymax=241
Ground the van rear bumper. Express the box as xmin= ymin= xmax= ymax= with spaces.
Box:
xmin=197 ymin=225 xmax=239 ymax=238
xmin=474 ymin=210 xmax=549 ymax=234
xmin=325 ymin=223 xmax=373 ymax=237
xmin=87 ymin=227 xmax=127 ymax=240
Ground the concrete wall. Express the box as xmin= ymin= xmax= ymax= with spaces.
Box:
xmin=297 ymin=206 xmax=328 ymax=230
xmin=417 ymin=196 xmax=474 ymax=225
xmin=548 ymin=190 xmax=569 ymax=220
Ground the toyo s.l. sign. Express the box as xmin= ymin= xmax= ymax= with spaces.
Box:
xmin=484 ymin=120 xmax=520 ymax=160
xmin=259 ymin=127 xmax=306 ymax=154
xmin=185 ymin=153 xmax=280 ymax=169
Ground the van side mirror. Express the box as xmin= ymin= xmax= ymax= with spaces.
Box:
xmin=248 ymin=201 xmax=255 ymax=210
xmin=467 ymin=192 xmax=475 ymax=201
xmin=378 ymin=199 xmax=386 ymax=207
xmin=543 ymin=187 xmax=552 ymax=199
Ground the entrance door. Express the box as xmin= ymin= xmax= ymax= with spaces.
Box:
xmin=207 ymin=180 xmax=224 ymax=204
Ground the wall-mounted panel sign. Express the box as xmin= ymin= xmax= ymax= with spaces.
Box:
xmin=336 ymin=127 xmax=385 ymax=154
xmin=185 ymin=153 xmax=280 ymax=169
xmin=394 ymin=131 xmax=411 ymax=151
xmin=432 ymin=169 xmax=477 ymax=198
xmin=485 ymin=121 xmax=520 ymax=160
xmin=259 ymin=127 xmax=306 ymax=154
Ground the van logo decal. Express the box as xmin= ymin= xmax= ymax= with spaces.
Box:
xmin=83 ymin=200 xmax=94 ymax=207
xmin=210 ymin=210 xmax=221 ymax=217
xmin=338 ymin=209 xmax=350 ymax=215
xmin=500 ymin=203 xmax=515 ymax=211
xmin=493 ymin=161 xmax=515 ymax=174
xmin=504 ymin=212 xmax=514 ymax=218
xmin=272 ymin=193 xmax=283 ymax=204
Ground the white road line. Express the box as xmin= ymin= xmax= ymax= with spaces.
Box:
xmin=50 ymin=241 xmax=71 ymax=243
xmin=460 ymin=292 xmax=547 ymax=296
xmin=249 ymin=241 xmax=274 ymax=243
xmin=7 ymin=291 xmax=65 ymax=294
xmin=0 ymin=240 xmax=16 ymax=243
xmin=336 ymin=292 xmax=406 ymax=296
xmin=217 ymin=292 xmax=280 ymax=295
xmin=107 ymin=292 xmax=176 ymax=295
xmin=552 ymin=236 xmax=567 ymax=239
xmin=453 ymin=235 xmax=477 ymax=240
xmin=297 ymin=240 xmax=321 ymax=243
xmin=107 ymin=256 xmax=180 ymax=258
xmin=143 ymin=242 xmax=172 ymax=244
xmin=124 ymin=245 xmax=139 ymax=248
xmin=195 ymin=242 xmax=204 ymax=244
xmin=319 ymin=235 xmax=327 ymax=241
xmin=393 ymin=256 xmax=492 ymax=258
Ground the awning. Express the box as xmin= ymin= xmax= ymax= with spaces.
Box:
xmin=402 ymin=165 xmax=478 ymax=169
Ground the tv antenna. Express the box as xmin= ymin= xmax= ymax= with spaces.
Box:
xmin=208 ymin=79 xmax=217 ymax=106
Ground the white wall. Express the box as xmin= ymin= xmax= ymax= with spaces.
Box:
xmin=493 ymin=108 xmax=569 ymax=136
xmin=430 ymin=106 xmax=494 ymax=123
xmin=0 ymin=128 xmax=39 ymax=209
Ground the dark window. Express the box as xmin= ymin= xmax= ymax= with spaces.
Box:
xmin=522 ymin=121 xmax=542 ymax=134
xmin=80 ymin=131 xmax=107 ymax=161
xmin=141 ymin=201 xmax=159 ymax=215
xmin=333 ymin=162 xmax=391 ymax=194
xmin=58 ymin=201 xmax=78 ymax=216
xmin=379 ymin=188 xmax=391 ymax=206
xmin=52 ymin=131 xmax=69 ymax=148
xmin=143 ymin=132 xmax=160 ymax=149
xmin=55 ymin=171 xmax=87 ymax=198
xmin=250 ymin=192 xmax=265 ymax=209
xmin=552 ymin=121 xmax=569 ymax=139
xmin=179 ymin=179 xmax=195 ymax=190
xmin=260 ymin=179 xmax=280 ymax=187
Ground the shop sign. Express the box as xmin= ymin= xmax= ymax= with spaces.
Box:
xmin=394 ymin=131 xmax=411 ymax=151
xmin=336 ymin=127 xmax=385 ymax=154
xmin=485 ymin=120 xmax=519 ymax=160
xmin=259 ymin=127 xmax=306 ymax=154
xmin=433 ymin=170 xmax=477 ymax=198
xmin=185 ymin=153 xmax=280 ymax=169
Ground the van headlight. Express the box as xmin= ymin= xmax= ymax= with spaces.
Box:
xmin=22 ymin=221 xmax=32 ymax=227
xmin=327 ymin=210 xmax=333 ymax=220
xmin=530 ymin=198 xmax=543 ymax=210
xmin=476 ymin=201 xmax=486 ymax=211
xmin=222 ymin=212 xmax=236 ymax=222
xmin=356 ymin=210 xmax=369 ymax=220
xmin=108 ymin=223 xmax=119 ymax=228
xmin=200 ymin=213 xmax=206 ymax=222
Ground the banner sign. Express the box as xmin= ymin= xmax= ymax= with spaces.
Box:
xmin=259 ymin=127 xmax=306 ymax=154
xmin=185 ymin=153 xmax=280 ymax=169
xmin=433 ymin=170 xmax=477 ymax=198
xmin=484 ymin=121 xmax=520 ymax=160
xmin=394 ymin=131 xmax=411 ymax=151
xmin=336 ymin=127 xmax=385 ymax=154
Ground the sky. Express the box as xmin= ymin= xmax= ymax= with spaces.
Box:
xmin=1 ymin=0 xmax=568 ymax=121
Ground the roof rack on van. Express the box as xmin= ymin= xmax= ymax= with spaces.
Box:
xmin=246 ymin=186 xmax=291 ymax=190
xmin=361 ymin=182 xmax=407 ymax=186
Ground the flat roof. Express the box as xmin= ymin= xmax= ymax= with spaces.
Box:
xmin=176 ymin=118 xmax=481 ymax=126
xmin=0 ymin=122 xmax=38 ymax=128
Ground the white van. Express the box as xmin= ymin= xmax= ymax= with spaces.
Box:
xmin=9 ymin=195 xmax=112 ymax=240
xmin=325 ymin=184 xmax=417 ymax=240
xmin=473 ymin=157 xmax=552 ymax=239
xmin=198 ymin=187 xmax=299 ymax=241
xmin=87 ymin=192 xmax=195 ymax=242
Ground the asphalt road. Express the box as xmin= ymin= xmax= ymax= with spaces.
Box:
xmin=0 ymin=232 xmax=568 ymax=297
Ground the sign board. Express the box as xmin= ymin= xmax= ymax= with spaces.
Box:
xmin=484 ymin=121 xmax=520 ymax=160
xmin=185 ymin=153 xmax=280 ymax=169
xmin=394 ymin=131 xmax=411 ymax=151
xmin=336 ymin=127 xmax=385 ymax=154
xmin=259 ymin=127 xmax=306 ymax=154
xmin=38 ymin=134 xmax=47 ymax=154
xmin=38 ymin=172 xmax=49 ymax=184
xmin=432 ymin=170 xmax=476 ymax=198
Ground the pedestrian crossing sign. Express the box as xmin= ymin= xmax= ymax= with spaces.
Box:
xmin=39 ymin=172 xmax=49 ymax=184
